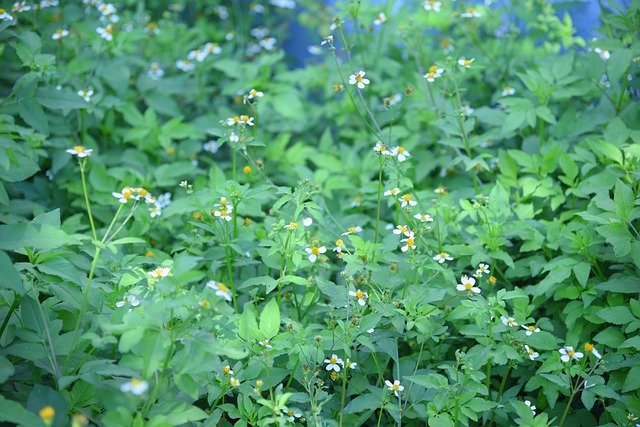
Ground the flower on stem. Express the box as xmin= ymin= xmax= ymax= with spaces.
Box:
xmin=423 ymin=65 xmax=444 ymax=83
xmin=213 ymin=208 xmax=232 ymax=221
xmin=461 ymin=7 xmax=481 ymax=18
xmin=423 ymin=0 xmax=441 ymax=12
xmin=342 ymin=226 xmax=363 ymax=236
xmin=351 ymin=196 xmax=362 ymax=207
xmin=349 ymin=289 xmax=368 ymax=306
xmin=258 ymin=339 xmax=272 ymax=349
xmin=324 ymin=354 xmax=343 ymax=372
xmin=206 ymin=280 xmax=232 ymax=302
xmin=414 ymin=213 xmax=434 ymax=223
xmin=559 ymin=346 xmax=584 ymax=362
xmin=12 ymin=1 xmax=31 ymax=12
xmin=501 ymin=316 xmax=518 ymax=328
xmin=148 ymin=267 xmax=171 ymax=279
xmin=333 ymin=239 xmax=345 ymax=253
xmin=204 ymin=42 xmax=222 ymax=55
xmin=96 ymin=24 xmax=114 ymax=41
xmin=584 ymin=342 xmax=601 ymax=359
xmin=501 ymin=86 xmax=516 ymax=97
xmin=348 ymin=70 xmax=370 ymax=89
xmin=120 ymin=378 xmax=149 ymax=395
xmin=176 ymin=59 xmax=195 ymax=72
xmin=230 ymin=377 xmax=240 ymax=387
xmin=0 ymin=8 xmax=14 ymax=21
xmin=247 ymin=88 xmax=264 ymax=99
xmin=383 ymin=93 xmax=403 ymax=108
xmin=321 ymin=35 xmax=333 ymax=46
xmin=303 ymin=217 xmax=313 ymax=227
xmin=187 ymin=48 xmax=208 ymax=62
xmin=524 ymin=345 xmax=539 ymax=361
xmin=147 ymin=62 xmax=164 ymax=80
xmin=116 ymin=294 xmax=140 ymax=309
xmin=39 ymin=406 xmax=55 ymax=425
xmin=522 ymin=324 xmax=540 ymax=336
xmin=393 ymin=225 xmax=412 ymax=237
xmin=52 ymin=28 xmax=69 ymax=40
xmin=399 ymin=194 xmax=417 ymax=208
xmin=458 ymin=57 xmax=475 ymax=68
xmin=391 ymin=146 xmax=411 ymax=162
xmin=373 ymin=143 xmax=392 ymax=156
xmin=284 ymin=221 xmax=298 ymax=230
xmin=66 ymin=145 xmax=93 ymax=157
xmin=77 ymin=89 xmax=94 ymax=102
xmin=305 ymin=245 xmax=327 ymax=263
xmin=372 ymin=12 xmax=386 ymax=26
xmin=112 ymin=186 xmax=134 ymax=203
xmin=344 ymin=358 xmax=357 ymax=369
xmin=476 ymin=263 xmax=490 ymax=276
xmin=460 ymin=105 xmax=475 ymax=116
xmin=284 ymin=408 xmax=302 ymax=422
xmin=400 ymin=235 xmax=416 ymax=252
xmin=456 ymin=275 xmax=480 ymax=294
xmin=434 ymin=185 xmax=448 ymax=196
xmin=385 ymin=379 xmax=404 ymax=397
xmin=524 ymin=400 xmax=536 ymax=415
xmin=433 ymin=252 xmax=453 ymax=263
xmin=223 ymin=365 xmax=233 ymax=375
xmin=384 ymin=187 xmax=401 ymax=197
xmin=225 ymin=115 xmax=254 ymax=126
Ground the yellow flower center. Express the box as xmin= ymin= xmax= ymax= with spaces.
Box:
xmin=223 ymin=366 xmax=231 ymax=374
xmin=335 ymin=239 xmax=344 ymax=247
xmin=106 ymin=26 xmax=113 ymax=34
xmin=428 ymin=65 xmax=438 ymax=73
xmin=584 ymin=343 xmax=594 ymax=352
xmin=397 ymin=146 xmax=406 ymax=153
xmin=402 ymin=194 xmax=412 ymax=201
xmin=220 ymin=209 xmax=228 ymax=216
xmin=147 ymin=22 xmax=157 ymax=30
xmin=439 ymin=252 xmax=446 ymax=258
xmin=353 ymin=196 xmax=362 ymax=203
xmin=217 ymin=283 xmax=229 ymax=292
xmin=288 ymin=410 xmax=294 ymax=416
xmin=355 ymin=290 xmax=365 ymax=299
xmin=392 ymin=384 xmax=399 ymax=390
xmin=465 ymin=283 xmax=473 ymax=290
xmin=348 ymin=226 xmax=357 ymax=233
xmin=567 ymin=349 xmax=575 ymax=357
xmin=130 ymin=378 xmax=144 ymax=387
xmin=406 ymin=237 xmax=415 ymax=246
xmin=200 ymin=299 xmax=210 ymax=309
xmin=240 ymin=115 xmax=250 ymax=121
xmin=288 ymin=221 xmax=298 ymax=229
xmin=527 ymin=347 xmax=534 ymax=355
xmin=74 ymin=145 xmax=85 ymax=152
xmin=0 ymin=9 xmax=5 ymax=14
xmin=39 ymin=406 xmax=55 ymax=421
xmin=464 ymin=60 xmax=472 ymax=67
xmin=330 ymin=357 xmax=337 ymax=364
xmin=355 ymin=75 xmax=363 ymax=82
xmin=311 ymin=247 xmax=319 ymax=255
xmin=527 ymin=326 xmax=536 ymax=332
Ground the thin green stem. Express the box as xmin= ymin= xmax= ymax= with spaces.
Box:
xmin=339 ymin=373 xmax=348 ymax=426
xmin=141 ymin=333 xmax=176 ymax=418
xmin=79 ymin=160 xmax=97 ymax=241
xmin=0 ymin=292 xmax=20 ymax=341
xmin=374 ymin=157 xmax=384 ymax=244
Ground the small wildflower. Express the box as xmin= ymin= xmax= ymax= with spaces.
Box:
xmin=384 ymin=187 xmax=401 ymax=197
xmin=627 ymin=413 xmax=638 ymax=422
xmin=333 ymin=239 xmax=345 ymax=253
xmin=423 ymin=0 xmax=441 ymax=12
xmin=52 ymin=28 xmax=69 ymax=40
xmin=243 ymin=165 xmax=252 ymax=174
xmin=584 ymin=342 xmax=601 ymax=359
xmin=460 ymin=105 xmax=475 ymax=116
xmin=384 ymin=93 xmax=403 ymax=107
xmin=367 ymin=328 xmax=375 ymax=333
xmin=145 ymin=250 xmax=154 ymax=257
xmin=147 ymin=62 xmax=164 ymax=80
xmin=213 ymin=208 xmax=232 ymax=221
xmin=66 ymin=145 xmax=93 ymax=157
xmin=400 ymin=235 xmax=416 ymax=252
xmin=399 ymin=194 xmax=417 ymax=208
xmin=434 ymin=185 xmax=448 ymax=196
xmin=414 ymin=213 xmax=434 ymax=223
xmin=433 ymin=252 xmax=453 ymax=263
xmin=247 ymin=88 xmax=264 ymax=99
xmin=349 ymin=289 xmax=368 ymax=306
xmin=461 ymin=7 xmax=481 ymax=18
xmin=458 ymin=57 xmax=475 ymax=68
xmin=0 ymin=8 xmax=14 ymax=21
xmin=333 ymin=82 xmax=344 ymax=92
xmin=223 ymin=365 xmax=234 ymax=375
xmin=501 ymin=86 xmax=515 ymax=97
xmin=559 ymin=346 xmax=584 ymax=362
xmin=77 ymin=89 xmax=94 ymax=102
xmin=372 ymin=12 xmax=386 ymax=26
xmin=385 ymin=379 xmax=404 ymax=397
xmin=96 ymin=24 xmax=114 ymax=41
xmin=351 ymin=196 xmax=362 ymax=207
xmin=393 ymin=225 xmax=412 ymax=237
xmin=148 ymin=267 xmax=171 ymax=279
xmin=501 ymin=316 xmax=518 ymax=328
xmin=204 ymin=42 xmax=222 ymax=55
xmin=206 ymin=280 xmax=232 ymax=302
xmin=199 ymin=299 xmax=210 ymax=309
xmin=524 ymin=345 xmax=539 ymax=361
xmin=116 ymin=294 xmax=140 ymax=308
xmin=285 ymin=408 xmax=302 ymax=422
xmin=342 ymin=226 xmax=363 ymax=236
xmin=120 ymin=378 xmax=149 ymax=395
xmin=39 ymin=406 xmax=55 ymax=425
xmin=391 ymin=146 xmax=411 ymax=162
xmin=305 ymin=245 xmax=327 ymax=263
xmin=187 ymin=48 xmax=208 ymax=62
xmin=348 ymin=70 xmax=370 ymax=89
xmin=456 ymin=275 xmax=480 ymax=294
xmin=258 ymin=339 xmax=272 ymax=349
xmin=230 ymin=377 xmax=240 ymax=387
xmin=229 ymin=132 xmax=240 ymax=143
xmin=593 ymin=47 xmax=610 ymax=60
xmin=522 ymin=325 xmax=540 ymax=336
xmin=488 ymin=275 xmax=497 ymax=285
xmin=176 ymin=59 xmax=195 ymax=72
xmin=112 ymin=186 xmax=134 ymax=203
xmin=423 ymin=65 xmax=444 ymax=83
xmin=344 ymin=358 xmax=357 ymax=369
xmin=324 ymin=354 xmax=343 ymax=372
xmin=373 ymin=142 xmax=392 ymax=156
xmin=285 ymin=221 xmax=298 ymax=230
xmin=476 ymin=263 xmax=490 ymax=276
xmin=302 ymin=217 xmax=313 ymax=227
xmin=203 ymin=140 xmax=219 ymax=154
xmin=321 ymin=35 xmax=333 ymax=46
xmin=524 ymin=400 xmax=536 ymax=415
xmin=12 ymin=1 xmax=31 ymax=12
xmin=145 ymin=22 xmax=159 ymax=35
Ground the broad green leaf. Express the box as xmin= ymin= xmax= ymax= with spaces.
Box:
xmin=259 ymin=298 xmax=280 ymax=339
xmin=18 ymin=98 xmax=48 ymax=135
xmin=607 ymin=48 xmax=633 ymax=83
xmin=596 ymin=306 xmax=635 ymax=325
xmin=36 ymin=88 xmax=90 ymax=109
xmin=237 ymin=304 xmax=260 ymax=342
xmin=0 ymin=250 xmax=25 ymax=293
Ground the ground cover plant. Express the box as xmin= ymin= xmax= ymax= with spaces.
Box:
xmin=0 ymin=0 xmax=639 ymax=426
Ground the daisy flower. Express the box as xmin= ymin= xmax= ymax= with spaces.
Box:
xmin=144 ymin=22 xmax=159 ymax=35
xmin=522 ymin=325 xmax=540 ymax=336
xmin=501 ymin=86 xmax=515 ymax=97
xmin=120 ymin=378 xmax=149 ymax=395
xmin=321 ymin=35 xmax=333 ymax=46
xmin=305 ymin=245 xmax=327 ymax=263
xmin=259 ymin=37 xmax=277 ymax=50
xmin=399 ymin=194 xmax=417 ymax=208
xmin=393 ymin=225 xmax=412 ymax=236
xmin=583 ymin=342 xmax=601 ymax=359
xmin=461 ymin=7 xmax=481 ymax=18
xmin=414 ymin=213 xmax=434 ymax=223
xmin=344 ymin=358 xmax=357 ymax=369
xmin=96 ymin=24 xmax=114 ymax=41
xmin=149 ymin=205 xmax=161 ymax=218
xmin=284 ymin=408 xmax=302 ymax=422
xmin=342 ymin=226 xmax=362 ymax=236
xmin=78 ymin=89 xmax=94 ymax=102
xmin=230 ymin=377 xmax=240 ymax=387
xmin=116 ymin=294 xmax=140 ymax=308
xmin=372 ymin=12 xmax=386 ymax=26
xmin=284 ymin=221 xmax=298 ymax=230
xmin=66 ymin=145 xmax=93 ymax=157
xmin=349 ymin=289 xmax=368 ymax=306
xmin=204 ymin=42 xmax=222 ymax=55
xmin=333 ymin=239 xmax=345 ymax=253
xmin=434 ymin=185 xmax=448 ymax=196
xmin=52 ymin=28 xmax=69 ymax=40
xmin=223 ymin=365 xmax=233 ymax=375
xmin=351 ymin=196 xmax=362 ymax=207
xmin=176 ymin=59 xmax=195 ymax=72
xmin=348 ymin=70 xmax=370 ymax=89
xmin=476 ymin=263 xmax=490 ymax=276
xmin=12 ymin=1 xmax=31 ymax=12
xmin=391 ymin=146 xmax=411 ymax=162
xmin=147 ymin=62 xmax=164 ymax=80
xmin=400 ymin=235 xmax=416 ymax=252
xmin=203 ymin=140 xmax=219 ymax=154
xmin=0 ymin=8 xmax=14 ymax=21
xmin=384 ymin=187 xmax=401 ymax=197
xmin=206 ymin=280 xmax=232 ymax=302
xmin=247 ymin=88 xmax=264 ymax=99
xmin=460 ymin=105 xmax=475 ymax=116
xmin=213 ymin=208 xmax=232 ymax=221
xmin=258 ymin=339 xmax=272 ymax=349
xmin=458 ymin=57 xmax=475 ymax=68
xmin=187 ymin=49 xmax=208 ymax=62
xmin=524 ymin=345 xmax=539 ymax=361
xmin=324 ymin=354 xmax=343 ymax=372
xmin=433 ymin=252 xmax=453 ymax=263
xmin=500 ymin=316 xmax=518 ymax=328
xmin=423 ymin=0 xmax=441 ymax=12
xmin=456 ymin=275 xmax=480 ymax=294
xmin=373 ymin=143 xmax=392 ymax=156
xmin=525 ymin=400 xmax=536 ymax=415
xmin=302 ymin=217 xmax=313 ymax=227
xmin=385 ymin=379 xmax=404 ymax=397
xmin=148 ymin=267 xmax=171 ymax=279
xmin=112 ymin=186 xmax=134 ymax=203
xmin=559 ymin=346 xmax=584 ymax=362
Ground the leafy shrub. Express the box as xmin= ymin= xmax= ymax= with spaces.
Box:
xmin=0 ymin=0 xmax=639 ymax=426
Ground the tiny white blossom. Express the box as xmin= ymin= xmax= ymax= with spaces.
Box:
xmin=324 ymin=354 xmax=343 ymax=372
xmin=524 ymin=400 xmax=536 ymax=415
xmin=423 ymin=0 xmax=441 ymax=12
xmin=559 ymin=346 xmax=584 ymax=362
xmin=385 ymin=379 xmax=404 ymax=397
xmin=501 ymin=316 xmax=518 ymax=328
xmin=349 ymin=289 xmax=368 ymax=306
xmin=96 ymin=24 xmax=114 ymax=41
xmin=522 ymin=325 xmax=540 ymax=336
xmin=305 ymin=245 xmax=326 ymax=263
xmin=120 ymin=378 xmax=149 ymax=395
xmin=348 ymin=70 xmax=370 ymax=89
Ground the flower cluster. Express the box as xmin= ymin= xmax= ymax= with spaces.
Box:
xmin=176 ymin=40 xmax=222 ymax=72
xmin=373 ymin=143 xmax=412 ymax=162
xmin=112 ymin=186 xmax=164 ymax=217
xmin=324 ymin=354 xmax=357 ymax=372
xmin=423 ymin=65 xmax=444 ymax=83
xmin=212 ymin=196 xmax=233 ymax=222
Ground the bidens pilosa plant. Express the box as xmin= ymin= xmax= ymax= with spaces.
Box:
xmin=0 ymin=0 xmax=639 ymax=426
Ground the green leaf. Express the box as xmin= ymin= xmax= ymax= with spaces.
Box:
xmin=0 ymin=396 xmax=44 ymax=427
xmin=0 ymin=356 xmax=15 ymax=383
xmin=0 ymin=250 xmax=25 ymax=293
xmin=237 ymin=304 xmax=260 ymax=342
xmin=622 ymin=366 xmax=640 ymax=392
xmin=0 ymin=222 xmax=82 ymax=251
xmin=343 ymin=393 xmax=381 ymax=414
xmin=119 ymin=327 xmax=145 ymax=352
xmin=535 ymin=106 xmax=556 ymax=124
xmin=18 ymin=98 xmax=48 ymax=135
xmin=613 ymin=180 xmax=635 ymax=221
xmin=36 ymin=87 xmax=90 ymax=110
xmin=428 ymin=414 xmax=455 ymax=427
xmin=607 ymin=48 xmax=633 ymax=84
xmin=147 ymin=402 xmax=208 ymax=424
xmin=596 ymin=306 xmax=635 ymax=325
xmin=238 ymin=276 xmax=278 ymax=293
xmin=259 ymin=298 xmax=280 ymax=339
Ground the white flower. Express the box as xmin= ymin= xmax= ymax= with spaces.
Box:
xmin=187 ymin=49 xmax=208 ymax=62
xmin=342 ymin=226 xmax=362 ymax=236
xmin=501 ymin=86 xmax=515 ymax=97
xmin=284 ymin=408 xmax=302 ymax=422
xmin=149 ymin=205 xmax=161 ymax=218
xmin=250 ymin=26 xmax=270 ymax=39
xmin=258 ymin=339 xmax=272 ymax=349
xmin=373 ymin=143 xmax=392 ymax=156
xmin=305 ymin=245 xmax=326 ymax=263
xmin=176 ymin=59 xmax=195 ymax=72
xmin=593 ymin=47 xmax=610 ymax=60
xmin=147 ymin=62 xmax=164 ymax=80
xmin=0 ymin=8 xmax=14 ymax=21
xmin=120 ymin=378 xmax=149 ymax=395
xmin=222 ymin=365 xmax=233 ymax=375
xmin=414 ymin=213 xmax=434 ymax=223
xmin=400 ymin=235 xmax=416 ymax=252
xmin=522 ymin=325 xmax=540 ymax=336
xmin=524 ymin=400 xmax=536 ymax=415
xmin=373 ymin=12 xmax=386 ymax=26
xmin=77 ymin=89 xmax=94 ymax=102
xmin=156 ymin=192 xmax=171 ymax=209
xmin=458 ymin=58 xmax=475 ymax=68
xmin=112 ymin=186 xmax=134 ymax=203
xmin=349 ymin=289 xmax=368 ymax=306
xmin=12 ymin=1 xmax=30 ymax=12
xmin=97 ymin=2 xmax=116 ymax=15
xmin=399 ymin=194 xmax=417 ymax=208
xmin=270 ymin=0 xmax=296 ymax=8
xmin=460 ymin=105 xmax=475 ymax=116
xmin=366 ymin=328 xmax=375 ymax=333
xmin=476 ymin=263 xmax=490 ymax=276
xmin=500 ymin=316 xmax=518 ymax=328
xmin=333 ymin=239 xmax=345 ymax=253
xmin=584 ymin=343 xmax=601 ymax=359
xmin=423 ymin=65 xmax=444 ymax=83
xmin=116 ymin=294 xmax=141 ymax=308
xmin=324 ymin=354 xmax=343 ymax=372
xmin=432 ymin=252 xmax=453 ymax=263
xmin=230 ymin=377 xmax=240 ymax=387
xmin=203 ymin=140 xmax=219 ymax=154
xmin=214 ymin=5 xmax=229 ymax=19
xmin=559 ymin=346 xmax=584 ymax=362
xmin=384 ymin=187 xmax=401 ymax=197
xmin=423 ymin=0 xmax=441 ymax=12
xmin=461 ymin=7 xmax=481 ymax=18
xmin=348 ymin=70 xmax=370 ymax=89
xmin=66 ymin=145 xmax=93 ymax=157
xmin=524 ymin=345 xmax=539 ymax=361
xmin=385 ymin=93 xmax=403 ymax=107
xmin=393 ymin=225 xmax=412 ymax=237
xmin=204 ymin=42 xmax=222 ymax=55
xmin=302 ymin=217 xmax=313 ymax=227
xmin=52 ymin=28 xmax=69 ymax=40
xmin=247 ymin=88 xmax=264 ymax=99
xmin=259 ymin=37 xmax=277 ymax=50
xmin=456 ymin=275 xmax=480 ymax=294
xmin=321 ymin=35 xmax=333 ymax=46
xmin=284 ymin=221 xmax=298 ymax=230
xmin=434 ymin=185 xmax=447 ymax=196
xmin=225 ymin=115 xmax=254 ymax=126
xmin=148 ymin=267 xmax=171 ymax=279
xmin=229 ymin=132 xmax=240 ymax=143
xmin=40 ymin=0 xmax=58 ymax=8
xmin=206 ymin=280 xmax=232 ymax=302
xmin=96 ymin=24 xmax=114 ymax=41
xmin=344 ymin=358 xmax=357 ymax=369
xmin=391 ymin=146 xmax=411 ymax=162
xmin=385 ymin=380 xmax=404 ymax=397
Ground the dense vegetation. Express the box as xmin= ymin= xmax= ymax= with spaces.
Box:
xmin=0 ymin=0 xmax=639 ymax=426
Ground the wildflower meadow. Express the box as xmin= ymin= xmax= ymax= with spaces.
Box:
xmin=0 ymin=0 xmax=639 ymax=426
